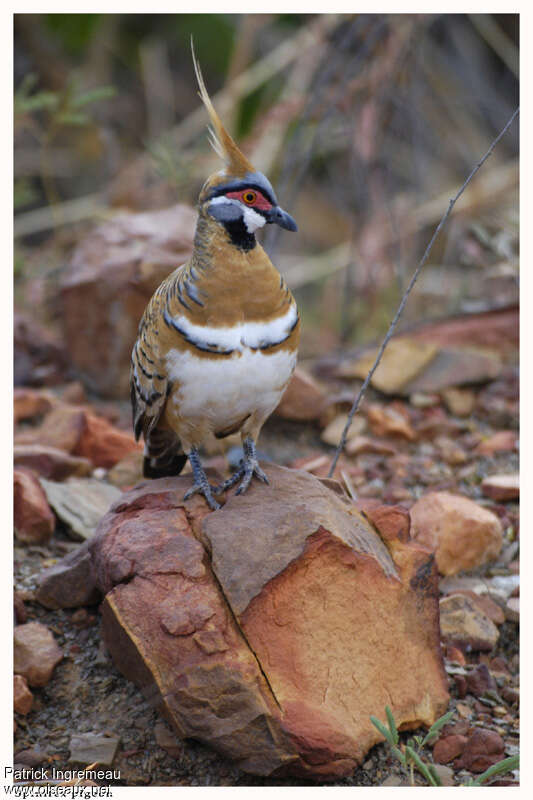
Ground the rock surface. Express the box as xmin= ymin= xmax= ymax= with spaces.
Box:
xmin=69 ymin=733 xmax=119 ymax=766
xmin=14 ymin=444 xmax=93 ymax=481
xmin=40 ymin=478 xmax=122 ymax=541
xmin=59 ymin=204 xmax=196 ymax=397
xmin=14 ymin=675 xmax=34 ymax=715
xmin=439 ymin=595 xmax=499 ymax=652
xmin=36 ymin=541 xmax=101 ymax=609
xmin=14 ymin=622 xmax=63 ymax=687
xmin=90 ymin=464 xmax=449 ymax=778
xmin=274 ymin=367 xmax=329 ymax=422
xmin=410 ymin=492 xmax=503 ymax=575
xmin=481 ymin=474 xmax=519 ymax=502
xmin=14 ymin=469 xmax=55 ymax=544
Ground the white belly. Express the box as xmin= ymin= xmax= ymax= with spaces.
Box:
xmin=166 ymin=346 xmax=297 ymax=431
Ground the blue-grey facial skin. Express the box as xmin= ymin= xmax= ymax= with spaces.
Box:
xmin=207 ymin=171 xmax=297 ymax=231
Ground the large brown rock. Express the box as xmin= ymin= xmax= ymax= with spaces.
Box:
xmin=90 ymin=464 xmax=449 ymax=778
xmin=410 ymin=492 xmax=503 ymax=576
xmin=59 ymin=205 xmax=196 ymax=398
xmin=14 ymin=444 xmax=92 ymax=481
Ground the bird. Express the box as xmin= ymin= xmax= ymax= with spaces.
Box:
xmin=130 ymin=48 xmax=300 ymax=511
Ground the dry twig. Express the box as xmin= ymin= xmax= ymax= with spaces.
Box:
xmin=327 ymin=106 xmax=519 ymax=478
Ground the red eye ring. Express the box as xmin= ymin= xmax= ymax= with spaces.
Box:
xmin=242 ymin=190 xmax=257 ymax=205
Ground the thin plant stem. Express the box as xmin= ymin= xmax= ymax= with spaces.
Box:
xmin=328 ymin=106 xmax=519 ymax=478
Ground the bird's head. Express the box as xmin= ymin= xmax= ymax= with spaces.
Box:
xmin=193 ymin=47 xmax=297 ymax=245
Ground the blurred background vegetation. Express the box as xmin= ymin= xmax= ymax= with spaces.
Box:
xmin=14 ymin=13 xmax=519 ymax=364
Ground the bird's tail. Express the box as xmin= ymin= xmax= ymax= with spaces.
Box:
xmin=142 ymin=426 xmax=187 ymax=479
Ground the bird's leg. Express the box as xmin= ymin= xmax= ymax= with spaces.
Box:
xmin=214 ymin=437 xmax=269 ymax=496
xmin=183 ymin=447 xmax=220 ymax=510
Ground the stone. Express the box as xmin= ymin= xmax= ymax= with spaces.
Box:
xmin=401 ymin=348 xmax=501 ymax=396
xmin=446 ymin=591 xmax=505 ymax=626
xmin=465 ymin=663 xmax=497 ymax=697
xmin=14 ymin=311 xmax=68 ymax=387
xmin=274 ymin=367 xmax=329 ymax=422
xmin=432 ymin=734 xmax=467 ymax=764
xmin=475 ymin=431 xmax=518 ymax=456
xmin=410 ymin=492 xmax=503 ymax=576
xmin=14 ymin=444 xmax=93 ymax=481
xmin=36 ymin=541 xmax=101 ymax=609
xmin=337 ymin=338 xmax=438 ymax=394
xmin=14 ymin=747 xmax=49 ymax=767
xmin=405 ymin=306 xmax=518 ymax=356
xmin=59 ymin=204 xmax=196 ymax=398
xmin=431 ymin=763 xmax=455 ymax=786
xmin=481 ymin=474 xmax=519 ymax=502
xmin=154 ymin=721 xmax=183 ymax=759
xmin=107 ymin=451 xmax=144 ymax=488
xmin=454 ymin=729 xmax=505 ymax=773
xmin=345 ymin=436 xmax=397 ymax=457
xmin=440 ymin=387 xmax=476 ymax=417
xmin=439 ymin=595 xmax=499 ymax=652
xmin=14 ymin=675 xmax=33 ymax=714
xmin=39 ymin=478 xmax=121 ymax=541
xmin=321 ymin=414 xmax=366 ymax=447
xmin=16 ymin=406 xmax=141 ymax=469
xmin=14 ymin=592 xmax=27 ymax=624
xmin=434 ymin=437 xmax=468 ymax=466
xmin=366 ymin=403 xmax=416 ymax=440
xmin=505 ymin=597 xmax=519 ymax=622
xmin=14 ymin=387 xmax=55 ymax=424
xmin=69 ymin=733 xmax=119 ymax=766
xmin=14 ymin=469 xmax=55 ymax=544
xmin=90 ymin=465 xmax=449 ymax=778
xmin=14 ymin=622 xmax=63 ymax=687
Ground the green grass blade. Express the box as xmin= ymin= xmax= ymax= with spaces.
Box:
xmin=421 ymin=710 xmax=455 ymax=746
xmin=385 ymin=706 xmax=399 ymax=745
xmin=466 ymin=754 xmax=519 ymax=786
xmin=405 ymin=746 xmax=438 ymax=786
xmin=370 ymin=715 xmax=395 ymax=747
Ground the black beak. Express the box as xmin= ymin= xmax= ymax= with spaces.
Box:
xmin=266 ymin=205 xmax=298 ymax=232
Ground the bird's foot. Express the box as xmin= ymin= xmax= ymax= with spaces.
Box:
xmin=214 ymin=438 xmax=269 ymax=497
xmin=184 ymin=448 xmax=220 ymax=511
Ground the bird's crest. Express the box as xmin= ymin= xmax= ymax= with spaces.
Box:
xmin=192 ymin=39 xmax=255 ymax=178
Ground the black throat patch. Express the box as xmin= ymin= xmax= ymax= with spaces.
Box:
xmin=223 ymin=218 xmax=257 ymax=252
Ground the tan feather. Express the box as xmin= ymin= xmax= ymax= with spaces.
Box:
xmin=191 ymin=38 xmax=255 ymax=178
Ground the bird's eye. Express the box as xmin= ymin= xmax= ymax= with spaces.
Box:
xmin=242 ymin=191 xmax=257 ymax=205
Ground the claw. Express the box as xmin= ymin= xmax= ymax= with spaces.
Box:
xmin=215 ymin=438 xmax=269 ymax=497
xmin=184 ymin=448 xmax=220 ymax=510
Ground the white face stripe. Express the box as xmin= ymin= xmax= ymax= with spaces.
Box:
xmin=242 ymin=206 xmax=266 ymax=233
xmin=168 ymin=303 xmax=298 ymax=352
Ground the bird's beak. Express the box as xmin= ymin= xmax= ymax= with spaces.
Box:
xmin=266 ymin=205 xmax=298 ymax=232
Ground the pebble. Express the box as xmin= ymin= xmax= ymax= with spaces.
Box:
xmin=505 ymin=597 xmax=519 ymax=622
xmin=13 ymin=675 xmax=33 ymax=715
xmin=481 ymin=474 xmax=519 ymax=502
xmin=14 ymin=622 xmax=63 ymax=687
xmin=69 ymin=732 xmax=120 ymax=766
xmin=439 ymin=594 xmax=499 ymax=651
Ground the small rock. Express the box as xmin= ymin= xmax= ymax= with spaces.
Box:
xmin=338 ymin=338 xmax=438 ymax=394
xmin=409 ymin=392 xmax=440 ymax=408
xmin=439 ymin=595 xmax=499 ymax=651
xmin=13 ymin=675 xmax=33 ymax=714
xmin=486 ymin=575 xmax=520 ymax=602
xmin=454 ymin=675 xmax=468 ymax=698
xmin=75 ymin=413 xmax=142 ymax=469
xmin=14 ymin=469 xmax=55 ymax=544
xmin=69 ymin=732 xmax=119 ymax=766
xmin=106 ymin=451 xmax=144 ymax=488
xmin=39 ymin=477 xmax=121 ymax=541
xmin=434 ymin=436 xmax=468 ymax=466
xmin=440 ymin=387 xmax=476 ymax=417
xmin=454 ymin=728 xmax=505 ymax=773
xmin=410 ymin=492 xmax=502 ymax=576
xmin=345 ymin=435 xmax=397 ymax=457
xmin=14 ymin=444 xmax=93 ymax=481
xmin=445 ymin=645 xmax=466 ymax=665
xmin=475 ymin=430 xmax=518 ymax=456
xmin=14 ymin=622 xmax=63 ymax=687
xmin=274 ymin=367 xmax=328 ymax=422
xmin=431 ymin=763 xmax=455 ymax=786
xmin=465 ymin=663 xmax=497 ymax=697
xmin=381 ymin=774 xmax=405 ymax=786
xmin=153 ymin=721 xmax=183 ymax=759
xmin=447 ymin=590 xmax=505 ymax=625
xmin=36 ymin=540 xmax=100 ymax=609
xmin=481 ymin=474 xmax=519 ymax=502
xmin=456 ymin=703 xmax=472 ymax=719
xmin=505 ymin=597 xmax=519 ymax=622
xmin=320 ymin=414 xmax=366 ymax=447
xmin=501 ymin=686 xmax=519 ymax=706
xmin=14 ymin=387 xmax=55 ymax=424
xmin=367 ymin=403 xmax=416 ymax=440
xmin=14 ymin=747 xmax=48 ymax=767
xmin=14 ymin=592 xmax=27 ymax=624
xmin=433 ymin=734 xmax=468 ymax=764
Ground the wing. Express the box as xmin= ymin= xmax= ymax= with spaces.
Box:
xmin=130 ymin=284 xmax=169 ymax=442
